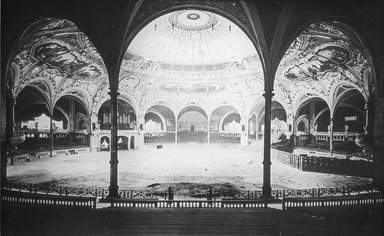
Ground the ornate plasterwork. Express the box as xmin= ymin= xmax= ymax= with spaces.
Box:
xmin=275 ymin=22 xmax=373 ymax=115
xmin=128 ymin=9 xmax=257 ymax=65
xmin=12 ymin=19 xmax=108 ymax=112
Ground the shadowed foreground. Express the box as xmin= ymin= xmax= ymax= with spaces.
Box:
xmin=1 ymin=203 xmax=382 ymax=236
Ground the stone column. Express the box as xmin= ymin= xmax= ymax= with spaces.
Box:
xmin=68 ymin=100 xmax=75 ymax=142
xmin=240 ymin=115 xmax=248 ymax=146
xmin=175 ymin=117 xmax=178 ymax=143
xmin=49 ymin=110 xmax=54 ymax=157
xmin=364 ymin=102 xmax=369 ymax=134
xmin=262 ymin=90 xmax=274 ymax=198
xmin=309 ymin=101 xmax=316 ymax=144
xmin=90 ymin=114 xmax=98 ymax=152
xmin=108 ymin=88 xmax=120 ymax=199
xmin=137 ymin=115 xmax=145 ymax=148
xmin=207 ymin=120 xmax=210 ymax=144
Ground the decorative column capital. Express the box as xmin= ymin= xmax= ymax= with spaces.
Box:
xmin=108 ymin=88 xmax=120 ymax=98
xmin=262 ymin=90 xmax=275 ymax=99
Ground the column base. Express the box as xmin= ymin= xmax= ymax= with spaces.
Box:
xmin=373 ymin=145 xmax=384 ymax=195
xmin=261 ymin=185 xmax=272 ymax=199
xmin=106 ymin=185 xmax=120 ymax=199
xmin=1 ymin=141 xmax=8 ymax=187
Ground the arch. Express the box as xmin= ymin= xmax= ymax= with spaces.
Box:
xmin=118 ymin=136 xmax=129 ymax=150
xmin=142 ymin=100 xmax=177 ymax=119
xmin=294 ymin=95 xmax=330 ymax=119
xmin=74 ymin=113 xmax=89 ymax=131
xmin=57 ymin=94 xmax=90 ymax=118
xmin=333 ymin=87 xmax=366 ymax=113
xmin=145 ymin=105 xmax=176 ymax=132
xmin=220 ymin=112 xmax=241 ymax=132
xmin=210 ymin=105 xmax=239 ymax=131
xmin=96 ymin=93 xmax=137 ymax=116
xmin=177 ymin=105 xmax=208 ymax=121
xmin=296 ymin=115 xmax=310 ymax=133
xmin=313 ymin=107 xmax=330 ymax=127
xmin=145 ymin=110 xmax=166 ymax=131
xmin=56 ymin=92 xmax=91 ymax=117
xmin=100 ymin=136 xmax=110 ymax=151
xmin=98 ymin=98 xmax=137 ymax=130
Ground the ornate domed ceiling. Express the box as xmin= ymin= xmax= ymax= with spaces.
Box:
xmin=127 ymin=10 xmax=258 ymax=65
xmin=119 ymin=10 xmax=264 ymax=115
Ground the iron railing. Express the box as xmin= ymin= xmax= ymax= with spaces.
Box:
xmin=4 ymin=182 xmax=378 ymax=201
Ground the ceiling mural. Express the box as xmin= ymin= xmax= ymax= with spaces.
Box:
xmin=275 ymin=22 xmax=373 ymax=114
xmin=12 ymin=19 xmax=108 ymax=110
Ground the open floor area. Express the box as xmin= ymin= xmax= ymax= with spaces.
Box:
xmin=7 ymin=145 xmax=372 ymax=198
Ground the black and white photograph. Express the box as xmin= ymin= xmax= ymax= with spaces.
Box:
xmin=1 ymin=0 xmax=383 ymax=235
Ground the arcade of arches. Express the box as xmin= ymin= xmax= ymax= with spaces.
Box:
xmin=1 ymin=0 xmax=383 ymax=198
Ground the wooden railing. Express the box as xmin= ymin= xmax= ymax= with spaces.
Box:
xmin=282 ymin=194 xmax=383 ymax=210
xmin=110 ymin=199 xmax=267 ymax=208
xmin=1 ymin=189 xmax=96 ymax=209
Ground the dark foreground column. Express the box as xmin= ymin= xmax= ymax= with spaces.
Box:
xmin=329 ymin=117 xmax=334 ymax=157
xmin=262 ymin=90 xmax=274 ymax=199
xmin=49 ymin=110 xmax=53 ymax=157
xmin=2 ymin=89 xmax=16 ymax=186
xmin=108 ymin=88 xmax=120 ymax=199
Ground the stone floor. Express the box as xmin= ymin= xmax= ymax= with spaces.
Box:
xmin=7 ymin=144 xmax=372 ymax=196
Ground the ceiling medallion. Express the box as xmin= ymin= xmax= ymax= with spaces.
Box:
xmin=169 ymin=10 xmax=218 ymax=32
xmin=187 ymin=13 xmax=200 ymax=20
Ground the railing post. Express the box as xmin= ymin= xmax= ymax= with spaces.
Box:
xmin=65 ymin=187 xmax=68 ymax=196
xmin=347 ymin=185 xmax=350 ymax=195
xmin=317 ymin=188 xmax=321 ymax=197
xmin=168 ymin=186 xmax=174 ymax=201
xmin=60 ymin=186 xmax=62 ymax=196
xmin=312 ymin=188 xmax=315 ymax=198
xmin=342 ymin=186 xmax=345 ymax=196
xmin=131 ymin=190 xmax=133 ymax=199
xmin=207 ymin=187 xmax=212 ymax=201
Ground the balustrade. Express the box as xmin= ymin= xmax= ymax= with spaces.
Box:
xmin=1 ymin=189 xmax=96 ymax=209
